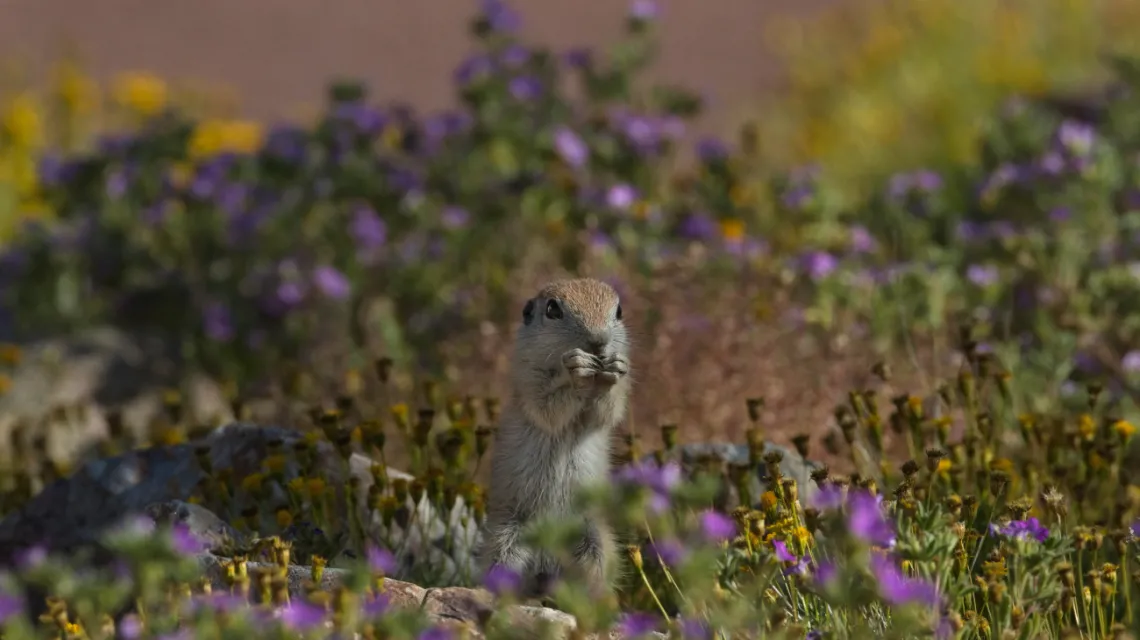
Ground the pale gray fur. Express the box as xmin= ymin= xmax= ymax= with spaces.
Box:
xmin=477 ymin=278 xmax=631 ymax=598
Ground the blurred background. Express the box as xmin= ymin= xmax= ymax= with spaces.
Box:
xmin=0 ymin=0 xmax=839 ymax=132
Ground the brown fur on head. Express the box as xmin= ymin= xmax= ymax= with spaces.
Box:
xmin=533 ymin=279 xmax=620 ymax=333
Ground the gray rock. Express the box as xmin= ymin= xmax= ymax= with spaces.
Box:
xmin=0 ymin=423 xmax=476 ymax=583
xmin=143 ymin=499 xmax=251 ymax=552
xmin=642 ymin=441 xmax=823 ymax=507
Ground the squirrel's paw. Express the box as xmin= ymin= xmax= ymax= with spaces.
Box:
xmin=596 ymin=353 xmax=629 ymax=386
xmin=562 ymin=348 xmax=601 ymax=383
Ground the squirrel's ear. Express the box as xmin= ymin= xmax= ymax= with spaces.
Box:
xmin=522 ymin=298 xmax=536 ymax=325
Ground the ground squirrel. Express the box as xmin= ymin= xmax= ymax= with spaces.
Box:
xmin=477 ymin=277 xmax=631 ymax=598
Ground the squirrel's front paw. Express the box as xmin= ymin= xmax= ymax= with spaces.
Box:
xmin=596 ymin=354 xmax=629 ymax=386
xmin=562 ymin=348 xmax=601 ymax=385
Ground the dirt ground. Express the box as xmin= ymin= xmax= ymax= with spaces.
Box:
xmin=0 ymin=0 xmax=846 ymax=137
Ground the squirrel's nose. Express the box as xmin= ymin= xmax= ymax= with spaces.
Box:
xmin=585 ymin=333 xmax=610 ymax=355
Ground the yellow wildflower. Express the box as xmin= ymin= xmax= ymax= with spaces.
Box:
xmin=0 ymin=374 xmax=12 ymax=397
xmin=344 ymin=369 xmax=363 ymax=395
xmin=54 ymin=61 xmax=98 ymax=115
xmin=936 ymin=459 xmax=952 ymax=474
xmin=307 ymin=477 xmax=327 ymax=498
xmin=262 ymin=455 xmax=288 ymax=475
xmin=240 ymin=473 xmax=265 ymax=495
xmin=1 ymin=93 xmax=44 ymax=149
xmin=1078 ymin=414 xmax=1096 ymax=440
xmin=167 ymin=161 xmax=193 ymax=189
xmin=112 ymin=72 xmax=168 ymax=117
xmin=759 ymin=490 xmax=778 ymax=511
xmin=0 ymin=343 xmax=20 ymax=366
xmin=719 ymin=218 xmax=745 ymax=243
xmin=729 ymin=183 xmax=753 ymax=207
xmin=381 ymin=124 xmax=404 ymax=150
xmin=287 ymin=476 xmax=307 ymax=496
xmin=187 ymin=119 xmax=265 ymax=160
xmin=275 ymin=508 xmax=294 ymax=528
xmin=1113 ymin=419 xmax=1136 ymax=441
xmin=390 ymin=402 xmax=411 ymax=427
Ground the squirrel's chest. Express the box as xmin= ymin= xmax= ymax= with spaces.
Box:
xmin=551 ymin=429 xmax=612 ymax=484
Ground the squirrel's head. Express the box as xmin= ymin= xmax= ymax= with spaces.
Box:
xmin=515 ymin=277 xmax=628 ymax=361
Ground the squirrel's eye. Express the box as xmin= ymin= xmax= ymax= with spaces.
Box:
xmin=522 ymin=299 xmax=535 ymax=325
xmin=615 ymin=304 xmax=623 ymax=320
xmin=545 ymin=299 xmax=563 ymax=320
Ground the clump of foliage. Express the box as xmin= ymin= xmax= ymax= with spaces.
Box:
xmin=751 ymin=0 xmax=1140 ymax=201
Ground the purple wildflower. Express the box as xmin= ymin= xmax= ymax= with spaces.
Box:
xmin=678 ymin=618 xmax=712 ymax=640
xmin=362 ymin=592 xmax=390 ymax=619
xmin=350 ymin=207 xmax=387 ymax=252
xmin=312 ymin=266 xmax=351 ymax=300
xmin=801 ymin=251 xmax=838 ymax=281
xmin=629 ymin=0 xmax=659 ymax=21
xmin=615 ymin=461 xmax=681 ymax=512
xmin=441 ymin=206 xmax=470 ymax=230
xmin=696 ymin=136 xmax=728 ymax=162
xmin=202 ymin=302 xmax=234 ymax=342
xmin=454 ymin=54 xmax=496 ymax=86
xmin=564 ymin=47 xmax=593 ymax=69
xmin=418 ymin=627 xmax=454 ymax=640
xmin=553 ymin=126 xmax=589 ymax=169
xmin=782 ymin=184 xmax=813 ymax=210
xmin=367 ymin=545 xmax=398 ymax=575
xmin=587 ymin=230 xmax=613 ymax=252
xmin=1049 ymin=207 xmax=1072 ymax=223
xmin=1039 ymin=151 xmax=1066 ymax=175
xmin=117 ymin=613 xmax=143 ymax=639
xmin=263 ymin=125 xmax=308 ymax=163
xmin=847 ymin=491 xmax=896 ymax=548
xmin=279 ymin=600 xmax=326 ymax=632
xmin=498 ymin=44 xmax=530 ymax=69
xmin=1123 ymin=351 xmax=1140 ymax=374
xmin=170 ymin=523 xmax=207 ymax=555
xmin=619 ymin=612 xmax=660 ymax=638
xmin=193 ymin=592 xmax=248 ymax=615
xmin=606 ymin=183 xmax=638 ymax=210
xmin=1057 ymin=119 xmax=1095 ymax=156
xmin=807 ymin=632 xmax=823 ymax=640
xmin=700 ymin=510 xmax=737 ymax=542
xmin=15 ymin=545 xmax=47 ymax=570
xmin=966 ymin=264 xmax=999 ymax=287
xmin=914 ymin=170 xmax=943 ymax=192
xmin=275 ymin=281 xmax=306 ymax=307
xmin=646 ymin=539 xmax=688 ymax=567
xmin=814 ymin=559 xmax=838 ymax=587
xmin=990 ymin=518 xmax=1049 ymax=543
xmin=888 ymin=169 xmax=943 ymax=201
xmin=772 ymin=539 xmax=797 ymax=563
xmin=483 ymin=564 xmax=523 ymax=596
xmin=106 ymin=170 xmax=130 ymax=199
xmin=870 ymin=554 xmax=941 ymax=608
xmin=332 ymin=103 xmax=386 ymax=137
xmin=679 ymin=211 xmax=718 ymax=240
xmin=508 ymin=76 xmax=543 ymax=101
xmin=481 ymin=0 xmax=521 ymax=33
xmin=616 ymin=113 xmax=660 ymax=152
xmin=0 ymin=593 xmax=24 ymax=624
xmin=810 ymin=484 xmax=845 ymax=510
xmin=849 ymin=225 xmax=877 ymax=253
